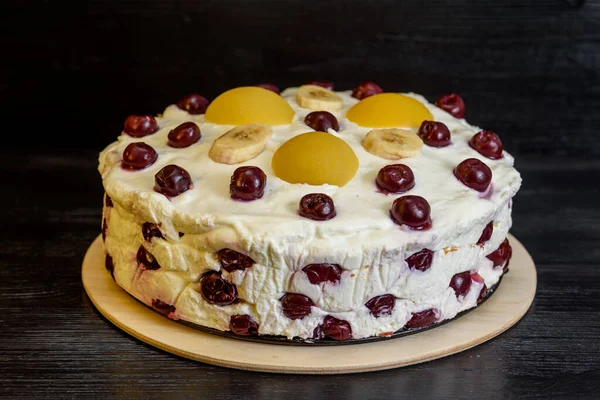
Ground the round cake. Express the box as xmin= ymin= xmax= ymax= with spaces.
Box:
xmin=99 ymin=81 xmax=521 ymax=342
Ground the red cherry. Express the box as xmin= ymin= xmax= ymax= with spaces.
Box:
xmin=390 ymin=195 xmax=432 ymax=230
xmin=471 ymin=272 xmax=485 ymax=284
xmin=406 ymin=309 xmax=437 ymax=329
xmin=302 ymin=263 xmax=342 ymax=285
xmin=152 ymin=299 xmax=176 ymax=315
xmin=168 ymin=122 xmax=201 ymax=148
xmin=352 ymin=81 xmax=383 ymax=99
xmin=176 ymin=94 xmax=210 ymax=115
xmin=454 ymin=158 xmax=492 ymax=192
xmin=122 ymin=142 xmax=158 ymax=170
xmin=299 ymin=193 xmax=336 ymax=221
xmin=486 ymin=238 xmax=512 ymax=270
xmin=104 ymin=193 xmax=113 ymax=207
xmin=304 ymin=111 xmax=339 ymax=132
xmin=142 ymin=222 xmax=164 ymax=242
xmin=154 ymin=165 xmax=193 ymax=197
xmin=230 ymin=166 xmax=267 ymax=201
xmin=307 ymin=81 xmax=334 ymax=90
xmin=256 ymin=83 xmax=280 ymax=94
xmin=313 ymin=316 xmax=352 ymax=340
xmin=218 ymin=249 xmax=255 ymax=272
xmin=405 ymin=249 xmax=434 ymax=272
xmin=435 ymin=93 xmax=465 ymax=118
xmin=105 ymin=254 xmax=114 ymax=278
xmin=229 ymin=314 xmax=259 ymax=336
xmin=376 ymin=164 xmax=415 ymax=193
xmin=280 ymin=293 xmax=313 ymax=320
xmin=477 ymin=284 xmax=488 ymax=304
xmin=124 ymin=115 xmax=159 ymax=138
xmin=102 ymin=218 xmax=108 ymax=242
xmin=136 ymin=245 xmax=161 ymax=270
xmin=469 ymin=130 xmax=504 ymax=160
xmin=418 ymin=121 xmax=452 ymax=147
xmin=476 ymin=222 xmax=494 ymax=246
xmin=449 ymin=271 xmax=472 ymax=297
xmin=365 ymin=294 xmax=396 ymax=317
xmin=199 ymin=271 xmax=238 ymax=306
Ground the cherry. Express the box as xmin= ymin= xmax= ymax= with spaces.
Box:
xmin=304 ymin=111 xmax=339 ymax=132
xmin=280 ymin=293 xmax=313 ymax=320
xmin=477 ymin=222 xmax=493 ymax=246
xmin=218 ymin=249 xmax=255 ymax=272
xmin=376 ymin=164 xmax=415 ymax=193
xmin=307 ymin=81 xmax=334 ymax=91
xmin=199 ymin=271 xmax=238 ymax=306
xmin=454 ymin=158 xmax=492 ymax=192
xmin=470 ymin=272 xmax=485 ymax=284
xmin=105 ymin=254 xmax=114 ymax=278
xmin=124 ymin=115 xmax=159 ymax=138
xmin=142 ymin=222 xmax=164 ymax=241
xmin=299 ymin=193 xmax=336 ymax=221
xmin=154 ymin=165 xmax=193 ymax=197
xmin=406 ymin=309 xmax=437 ymax=329
xmin=256 ymin=83 xmax=280 ymax=94
xmin=102 ymin=218 xmax=108 ymax=242
xmin=176 ymin=93 xmax=210 ymax=115
xmin=230 ymin=166 xmax=267 ymax=201
xmin=352 ymin=81 xmax=383 ymax=100
xmin=229 ymin=315 xmax=259 ymax=336
xmin=136 ymin=245 xmax=161 ymax=270
xmin=469 ymin=130 xmax=504 ymax=160
xmin=302 ymin=263 xmax=342 ymax=285
xmin=313 ymin=316 xmax=352 ymax=341
xmin=405 ymin=249 xmax=434 ymax=272
xmin=390 ymin=195 xmax=432 ymax=230
xmin=168 ymin=122 xmax=201 ymax=148
xmin=435 ymin=93 xmax=465 ymax=118
xmin=104 ymin=193 xmax=113 ymax=207
xmin=152 ymin=299 xmax=176 ymax=315
xmin=122 ymin=142 xmax=158 ymax=170
xmin=477 ymin=284 xmax=488 ymax=304
xmin=486 ymin=238 xmax=512 ymax=269
xmin=449 ymin=271 xmax=472 ymax=297
xmin=418 ymin=121 xmax=451 ymax=147
xmin=365 ymin=294 xmax=396 ymax=317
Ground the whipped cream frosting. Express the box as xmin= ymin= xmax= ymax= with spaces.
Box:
xmin=99 ymin=87 xmax=522 ymax=340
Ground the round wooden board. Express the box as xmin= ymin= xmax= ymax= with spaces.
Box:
xmin=82 ymin=234 xmax=536 ymax=374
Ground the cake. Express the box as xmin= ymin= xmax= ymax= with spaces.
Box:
xmin=99 ymin=81 xmax=521 ymax=341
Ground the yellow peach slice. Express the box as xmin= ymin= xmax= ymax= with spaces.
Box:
xmin=205 ymin=87 xmax=295 ymax=125
xmin=346 ymin=93 xmax=433 ymax=128
xmin=272 ymin=131 xmax=359 ymax=187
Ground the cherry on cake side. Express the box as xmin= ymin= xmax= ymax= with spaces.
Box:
xmin=168 ymin=122 xmax=201 ymax=148
xmin=302 ymin=263 xmax=342 ymax=285
xmin=124 ymin=115 xmax=159 ymax=138
xmin=477 ymin=222 xmax=494 ymax=246
xmin=152 ymin=299 xmax=176 ymax=315
xmin=352 ymin=81 xmax=383 ymax=100
xmin=313 ymin=316 xmax=353 ymax=341
xmin=449 ymin=271 xmax=472 ymax=297
xmin=406 ymin=309 xmax=438 ymax=329
xmin=230 ymin=166 xmax=266 ymax=201
xmin=454 ymin=158 xmax=492 ymax=192
xmin=280 ymin=293 xmax=313 ymax=320
xmin=199 ymin=271 xmax=238 ymax=305
xmin=376 ymin=164 xmax=415 ymax=193
xmin=390 ymin=195 xmax=432 ymax=230
xmin=154 ymin=165 xmax=193 ymax=197
xmin=136 ymin=246 xmax=161 ymax=270
xmin=435 ymin=93 xmax=465 ymax=118
xmin=304 ymin=111 xmax=339 ymax=132
xmin=230 ymin=314 xmax=259 ymax=336
xmin=299 ymin=193 xmax=336 ymax=221
xmin=405 ymin=249 xmax=434 ymax=272
xmin=218 ymin=249 xmax=255 ymax=272
xmin=104 ymin=193 xmax=113 ymax=207
xmin=105 ymin=254 xmax=114 ymax=278
xmin=176 ymin=93 xmax=210 ymax=114
xmin=142 ymin=222 xmax=164 ymax=241
xmin=487 ymin=238 xmax=512 ymax=271
xmin=365 ymin=294 xmax=396 ymax=317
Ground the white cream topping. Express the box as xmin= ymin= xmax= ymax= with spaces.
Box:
xmin=100 ymin=88 xmax=521 ymax=339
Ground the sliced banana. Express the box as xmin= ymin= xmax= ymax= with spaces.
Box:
xmin=296 ymin=84 xmax=343 ymax=112
xmin=362 ymin=129 xmax=423 ymax=159
xmin=209 ymin=123 xmax=273 ymax=164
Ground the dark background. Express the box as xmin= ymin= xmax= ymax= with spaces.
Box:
xmin=2 ymin=1 xmax=600 ymax=399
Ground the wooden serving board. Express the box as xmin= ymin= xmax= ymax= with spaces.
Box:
xmin=82 ymin=234 xmax=536 ymax=374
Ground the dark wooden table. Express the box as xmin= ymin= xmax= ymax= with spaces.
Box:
xmin=1 ymin=149 xmax=599 ymax=399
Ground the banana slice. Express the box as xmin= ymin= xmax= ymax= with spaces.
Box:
xmin=362 ymin=129 xmax=423 ymax=159
xmin=296 ymin=85 xmax=343 ymax=112
xmin=209 ymin=124 xmax=273 ymax=164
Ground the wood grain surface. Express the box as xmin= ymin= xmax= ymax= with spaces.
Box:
xmin=1 ymin=0 xmax=599 ymax=398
